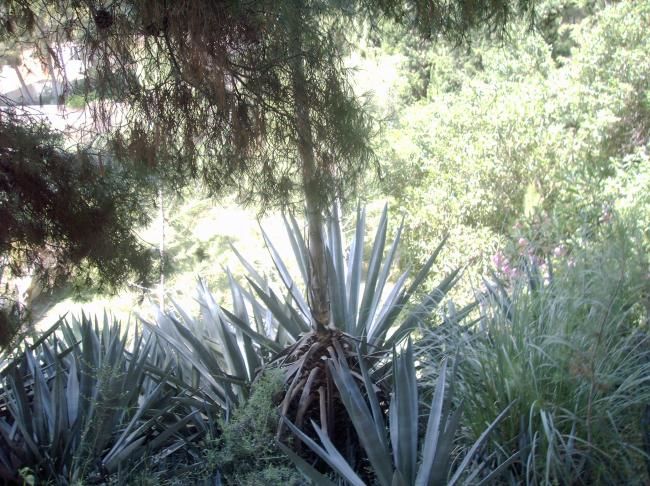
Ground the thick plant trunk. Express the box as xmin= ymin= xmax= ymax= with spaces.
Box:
xmin=290 ymin=6 xmax=329 ymax=333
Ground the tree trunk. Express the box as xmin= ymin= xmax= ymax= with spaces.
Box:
xmin=12 ymin=66 xmax=35 ymax=104
xmin=45 ymin=49 xmax=60 ymax=104
xmin=158 ymin=185 xmax=165 ymax=311
xmin=290 ymin=5 xmax=329 ymax=333
xmin=55 ymin=40 xmax=70 ymax=95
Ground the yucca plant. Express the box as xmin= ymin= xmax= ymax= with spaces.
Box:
xmin=279 ymin=338 xmax=513 ymax=485
xmin=148 ymin=204 xmax=461 ymax=455
xmin=0 ymin=314 xmax=205 ymax=485
xmin=254 ymin=206 xmax=460 ymax=438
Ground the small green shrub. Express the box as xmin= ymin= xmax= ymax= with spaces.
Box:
xmin=212 ymin=369 xmax=304 ymax=485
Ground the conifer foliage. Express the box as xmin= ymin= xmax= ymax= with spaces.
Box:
xmin=0 ymin=108 xmax=155 ymax=346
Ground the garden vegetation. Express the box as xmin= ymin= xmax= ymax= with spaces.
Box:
xmin=0 ymin=0 xmax=649 ymax=484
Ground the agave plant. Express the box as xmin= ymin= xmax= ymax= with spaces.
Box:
xmin=279 ymin=339 xmax=514 ymax=485
xmin=147 ymin=204 xmax=461 ymax=466
xmin=0 ymin=314 xmax=206 ymax=484
xmin=257 ymin=206 xmax=463 ymax=440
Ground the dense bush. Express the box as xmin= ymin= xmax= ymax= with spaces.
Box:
xmin=421 ymin=218 xmax=650 ymax=484
xmin=212 ymin=369 xmax=303 ymax=485
xmin=360 ymin=1 xmax=650 ymax=307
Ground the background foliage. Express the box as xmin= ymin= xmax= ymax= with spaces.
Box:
xmin=355 ymin=0 xmax=650 ymax=304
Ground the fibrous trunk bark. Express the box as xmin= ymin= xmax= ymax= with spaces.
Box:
xmin=290 ymin=4 xmax=329 ymax=333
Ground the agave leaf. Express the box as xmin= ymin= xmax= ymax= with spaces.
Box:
xmin=277 ymin=442 xmax=338 ymax=486
xmin=66 ymin=355 xmax=79 ymax=427
xmin=346 ymin=205 xmax=365 ymax=333
xmin=326 ymin=248 xmax=346 ymax=330
xmin=104 ymin=396 xmax=184 ymax=472
xmin=385 ymin=268 xmax=461 ymax=349
xmin=357 ymin=345 xmax=389 ymax=454
xmin=282 ymin=417 xmax=366 ymax=486
xmin=390 ymin=340 xmax=418 ymax=485
xmin=147 ymin=410 xmax=199 ymax=451
xmin=59 ymin=323 xmax=81 ymax=358
xmin=26 ymin=350 xmax=52 ymax=443
xmin=52 ymin=349 xmax=68 ymax=454
xmin=142 ymin=361 xmax=221 ymax=409
xmin=0 ymin=423 xmax=17 ymax=471
xmin=227 ymin=271 xmax=262 ymax=376
xmin=220 ymin=307 xmax=283 ymax=354
xmin=250 ymin=292 xmax=273 ymax=336
xmin=91 ymin=371 xmax=129 ymax=454
xmin=169 ymin=317 xmax=237 ymax=382
xmin=261 ymin=227 xmax=311 ymax=320
xmin=328 ymin=203 xmax=345 ymax=285
xmin=432 ymin=356 xmax=462 ymax=480
xmin=427 ymin=403 xmax=463 ymax=485
xmin=284 ymin=212 xmax=311 ymax=289
xmin=5 ymin=412 xmax=42 ymax=463
xmin=118 ymin=336 xmax=148 ymax=413
xmin=404 ymin=236 xmax=448 ymax=300
xmin=199 ymin=284 xmax=249 ymax=379
xmin=78 ymin=317 xmax=98 ymax=422
xmin=327 ymin=204 xmax=348 ymax=330
xmin=368 ymin=270 xmax=409 ymax=344
xmin=372 ymin=238 xmax=449 ymax=349
xmin=356 ymin=204 xmax=388 ymax=336
xmin=5 ymin=366 xmax=41 ymax=459
xmin=102 ymin=436 xmax=147 ymax=473
xmin=27 ymin=315 xmax=67 ymax=352
xmin=404 ymin=268 xmax=460 ymax=329
xmin=328 ymin=355 xmax=393 ymax=486
xmin=104 ymin=374 xmax=171 ymax=462
xmin=170 ymin=295 xmax=200 ymax=332
xmin=366 ymin=221 xmax=403 ymax=336
xmin=145 ymin=321 xmax=236 ymax=406
xmin=276 ymin=324 xmax=295 ymax=348
xmin=247 ymin=278 xmax=308 ymax=338
xmin=392 ymin=471 xmax=408 ymax=486
xmin=285 ymin=293 xmax=314 ymax=334
xmin=230 ymin=243 xmax=266 ymax=286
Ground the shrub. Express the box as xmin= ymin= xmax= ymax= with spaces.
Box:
xmin=212 ymin=369 xmax=303 ymax=485
xmin=421 ymin=220 xmax=650 ymax=483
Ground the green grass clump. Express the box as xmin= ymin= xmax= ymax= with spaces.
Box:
xmin=421 ymin=222 xmax=650 ymax=484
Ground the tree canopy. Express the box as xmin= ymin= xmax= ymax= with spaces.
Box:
xmin=0 ymin=0 xmax=534 ymax=340
xmin=1 ymin=0 xmax=537 ymax=209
